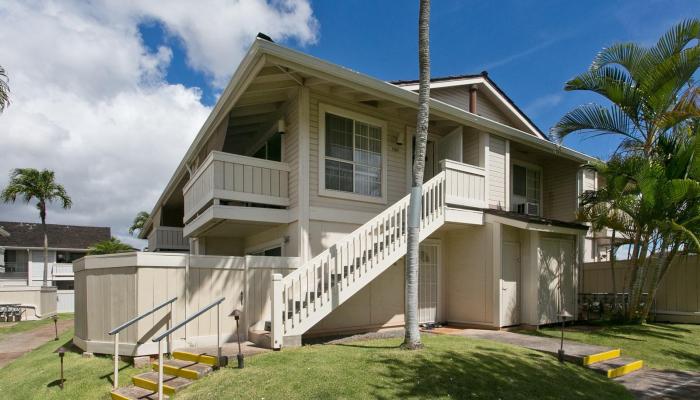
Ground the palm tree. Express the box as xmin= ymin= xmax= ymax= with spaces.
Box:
xmin=554 ymin=19 xmax=700 ymax=322
xmin=87 ymin=237 xmax=133 ymax=255
xmin=1 ymin=168 xmax=72 ymax=286
xmin=129 ymin=211 xmax=150 ymax=236
xmin=0 ymin=65 xmax=9 ymax=112
xmin=403 ymin=0 xmax=430 ymax=350
xmin=553 ymin=19 xmax=700 ymax=156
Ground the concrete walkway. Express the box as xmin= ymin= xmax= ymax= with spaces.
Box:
xmin=0 ymin=318 xmax=73 ymax=368
xmin=437 ymin=328 xmax=700 ymax=399
xmin=453 ymin=329 xmax=615 ymax=361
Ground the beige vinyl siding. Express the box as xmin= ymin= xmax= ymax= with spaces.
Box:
xmin=285 ymin=95 xmax=300 ymax=210
xmin=478 ymin=95 xmax=512 ymax=125
xmin=542 ymin=158 xmax=579 ymax=222
xmin=432 ymin=86 xmax=469 ymax=110
xmin=488 ymin=135 xmax=506 ymax=208
xmin=446 ymin=226 xmax=494 ymax=325
xmin=463 ymin=128 xmax=480 ymax=166
xmin=308 ymin=89 xmax=408 ymax=214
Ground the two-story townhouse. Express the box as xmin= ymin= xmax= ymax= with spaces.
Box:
xmin=0 ymin=221 xmax=110 ymax=314
xmin=130 ymin=35 xmax=601 ymax=349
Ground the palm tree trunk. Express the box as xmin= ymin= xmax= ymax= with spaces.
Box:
xmin=40 ymin=202 xmax=48 ymax=287
xmin=609 ymin=230 xmax=617 ymax=305
xmin=640 ymin=242 xmax=678 ymax=321
xmin=403 ymin=0 xmax=430 ymax=350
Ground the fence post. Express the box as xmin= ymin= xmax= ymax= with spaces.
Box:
xmin=271 ymin=273 xmax=283 ymax=350
xmin=216 ymin=302 xmax=221 ymax=367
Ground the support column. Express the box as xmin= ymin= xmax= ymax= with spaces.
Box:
xmin=297 ymin=86 xmax=311 ymax=262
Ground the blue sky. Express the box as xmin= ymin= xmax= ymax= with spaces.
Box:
xmin=141 ymin=0 xmax=699 ymax=160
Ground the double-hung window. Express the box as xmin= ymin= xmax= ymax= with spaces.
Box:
xmin=512 ymin=163 xmax=541 ymax=215
xmin=321 ymin=105 xmax=386 ymax=202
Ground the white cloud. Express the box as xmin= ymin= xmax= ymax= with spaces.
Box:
xmin=524 ymin=93 xmax=563 ymax=118
xmin=0 ymin=0 xmax=318 ymax=247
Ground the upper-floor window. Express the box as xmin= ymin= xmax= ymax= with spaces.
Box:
xmin=319 ymin=104 xmax=387 ymax=203
xmin=56 ymin=251 xmax=85 ymax=263
xmin=252 ymin=132 xmax=282 ymax=162
xmin=512 ymin=163 xmax=541 ymax=216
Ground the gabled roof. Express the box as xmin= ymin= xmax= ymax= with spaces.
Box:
xmin=0 ymin=221 xmax=110 ymax=249
xmin=144 ymin=37 xmax=597 ymax=234
xmin=390 ymin=72 xmax=549 ymax=141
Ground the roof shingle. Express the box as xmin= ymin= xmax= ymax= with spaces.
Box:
xmin=0 ymin=221 xmax=111 ymax=249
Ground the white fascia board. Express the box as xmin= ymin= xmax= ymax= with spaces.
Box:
xmin=397 ymin=77 xmax=484 ymax=91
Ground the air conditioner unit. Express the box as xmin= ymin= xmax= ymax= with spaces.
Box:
xmin=517 ymin=202 xmax=540 ymax=216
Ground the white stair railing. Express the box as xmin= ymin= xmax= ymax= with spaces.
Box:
xmin=271 ymin=172 xmax=447 ymax=347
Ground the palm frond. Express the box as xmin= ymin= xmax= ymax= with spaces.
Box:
xmin=552 ymin=103 xmax=638 ymax=143
xmin=0 ymin=65 xmax=9 ymax=113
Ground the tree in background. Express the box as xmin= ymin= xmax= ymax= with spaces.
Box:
xmin=0 ymin=65 xmax=8 ymax=112
xmin=129 ymin=211 xmax=150 ymax=236
xmin=555 ymin=19 xmax=700 ymax=321
xmin=1 ymin=168 xmax=72 ymax=286
xmin=87 ymin=237 xmax=133 ymax=255
xmin=403 ymin=0 xmax=430 ymax=350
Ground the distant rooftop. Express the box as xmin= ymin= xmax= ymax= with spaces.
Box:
xmin=0 ymin=221 xmax=111 ymax=249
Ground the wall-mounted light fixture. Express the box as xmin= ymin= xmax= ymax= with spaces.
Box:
xmin=277 ymin=119 xmax=286 ymax=135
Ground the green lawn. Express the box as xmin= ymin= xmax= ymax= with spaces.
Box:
xmin=0 ymin=328 xmax=149 ymax=400
xmin=0 ymin=330 xmax=633 ymax=400
xmin=0 ymin=313 xmax=73 ymax=340
xmin=524 ymin=323 xmax=700 ymax=372
xmin=178 ymin=334 xmax=631 ymax=400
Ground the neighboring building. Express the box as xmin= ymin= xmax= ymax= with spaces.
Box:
xmin=0 ymin=221 xmax=110 ymax=312
xmin=77 ymin=36 xmax=603 ymax=354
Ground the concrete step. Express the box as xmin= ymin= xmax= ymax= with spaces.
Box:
xmin=172 ymin=350 xmax=219 ymax=366
xmin=111 ymin=385 xmax=169 ymax=400
xmin=588 ymin=357 xmax=644 ymax=378
xmin=132 ymin=371 xmax=194 ymax=396
xmin=581 ymin=349 xmax=621 ymax=366
xmin=152 ymin=359 xmax=213 ymax=380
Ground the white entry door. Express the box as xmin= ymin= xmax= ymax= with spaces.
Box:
xmin=418 ymin=243 xmax=440 ymax=323
xmin=501 ymin=241 xmax=521 ymax=326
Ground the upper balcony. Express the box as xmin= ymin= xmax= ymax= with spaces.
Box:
xmin=183 ymin=151 xmax=291 ymax=237
xmin=147 ymin=226 xmax=190 ymax=252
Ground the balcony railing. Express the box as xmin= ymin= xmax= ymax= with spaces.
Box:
xmin=148 ymin=226 xmax=189 ymax=252
xmin=183 ymin=151 xmax=290 ymax=223
xmin=440 ymin=159 xmax=487 ymax=208
xmin=51 ymin=263 xmax=74 ymax=277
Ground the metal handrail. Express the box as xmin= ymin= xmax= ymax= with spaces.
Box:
xmin=108 ymin=296 xmax=177 ymax=335
xmin=152 ymin=297 xmax=224 ymax=343
xmin=107 ymin=296 xmax=177 ymax=390
xmin=152 ymin=297 xmax=225 ymax=400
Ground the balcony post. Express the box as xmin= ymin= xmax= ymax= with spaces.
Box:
xmin=271 ymin=273 xmax=283 ymax=350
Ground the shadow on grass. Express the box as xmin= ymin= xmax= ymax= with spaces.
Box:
xmin=46 ymin=379 xmax=65 ymax=388
xmin=368 ymin=346 xmax=629 ymax=399
xmin=666 ymin=349 xmax=700 ymax=370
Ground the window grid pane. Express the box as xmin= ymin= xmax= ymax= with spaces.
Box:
xmin=325 ymin=112 xmax=382 ymax=198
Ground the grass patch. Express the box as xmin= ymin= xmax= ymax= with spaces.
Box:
xmin=178 ymin=334 xmax=631 ymax=400
xmin=0 ymin=328 xmax=149 ymax=399
xmin=523 ymin=323 xmax=700 ymax=371
xmin=0 ymin=313 xmax=73 ymax=340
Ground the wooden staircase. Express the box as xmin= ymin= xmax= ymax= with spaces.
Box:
xmin=269 ymin=172 xmax=448 ymax=348
xmin=110 ymin=350 xmax=220 ymax=400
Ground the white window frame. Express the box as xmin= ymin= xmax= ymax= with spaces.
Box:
xmin=318 ymin=103 xmax=388 ymax=204
xmin=510 ymin=160 xmax=543 ymax=216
